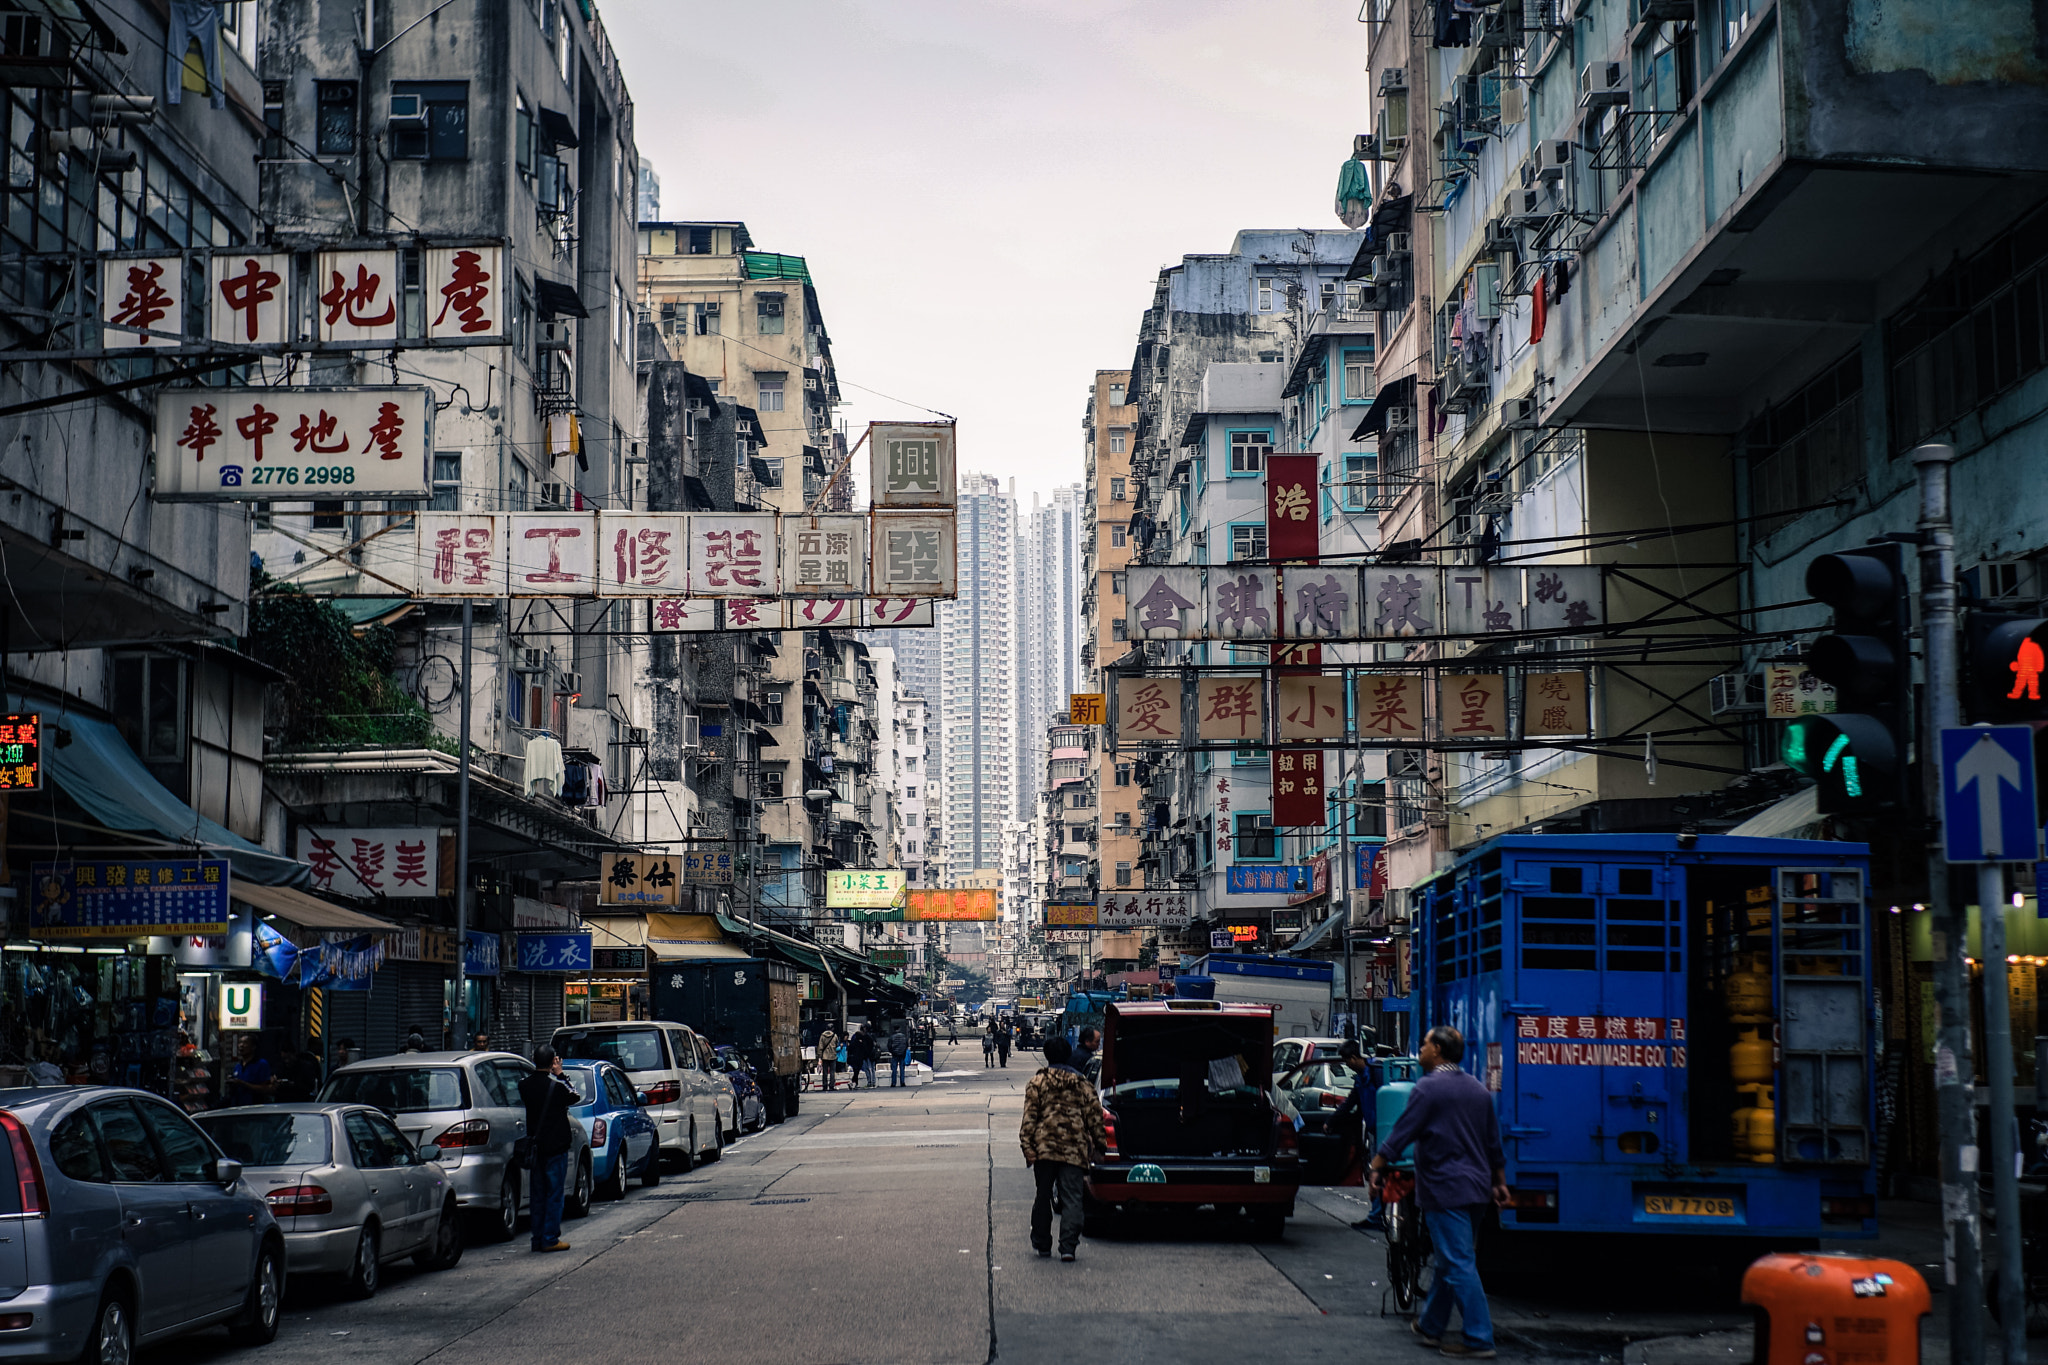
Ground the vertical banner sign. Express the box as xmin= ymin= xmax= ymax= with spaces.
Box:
xmin=416 ymin=512 xmax=508 ymax=596
xmin=783 ymin=515 xmax=870 ymax=595
xmin=316 ymin=249 xmax=401 ymax=344
xmin=1284 ymin=566 xmax=1361 ymax=639
xmin=872 ymin=512 xmax=957 ymax=597
xmin=1356 ymin=674 xmax=1425 ymax=739
xmin=1197 ymin=676 xmax=1266 ymax=742
xmin=0 ymin=713 xmax=42 ymax=791
xmin=870 ymin=422 xmax=957 ymax=507
xmin=424 ymin=245 xmax=505 ymax=341
xmin=691 ymin=515 xmax=781 ymax=596
xmin=1127 ymin=567 xmax=1203 ymax=640
xmin=1273 ymin=750 xmax=1326 ymax=826
xmin=509 ymin=513 xmax=600 ymax=596
xmin=650 ymin=599 xmax=721 ymax=632
xmin=1265 ymin=455 xmax=1320 ymax=563
xmin=1117 ymin=677 xmax=1182 ymax=740
xmin=209 ymin=252 xmax=289 ymax=345
xmin=154 ymin=387 xmax=432 ymax=501
xmin=1523 ymin=671 xmax=1591 ymax=737
xmin=1276 ymin=674 xmax=1345 ymax=741
xmin=598 ymin=512 xmax=688 ymax=595
xmin=1440 ymin=674 xmax=1509 ymax=740
xmin=1208 ymin=566 xmax=1277 ymax=640
xmin=102 ymin=256 xmax=184 ymax=347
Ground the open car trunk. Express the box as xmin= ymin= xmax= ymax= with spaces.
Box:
xmin=1100 ymin=1006 xmax=1276 ymax=1160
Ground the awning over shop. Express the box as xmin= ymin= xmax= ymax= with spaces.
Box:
xmin=1350 ymin=374 xmax=1415 ymax=440
xmin=1283 ymin=908 xmax=1345 ymax=955
xmin=1728 ymin=785 xmax=1823 ymax=840
xmin=231 ymin=882 xmax=398 ymax=933
xmin=646 ymin=912 xmax=753 ymax=962
xmin=18 ymin=696 xmax=309 ymax=887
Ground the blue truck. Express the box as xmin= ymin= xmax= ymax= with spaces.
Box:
xmin=1405 ymin=833 xmax=1877 ymax=1243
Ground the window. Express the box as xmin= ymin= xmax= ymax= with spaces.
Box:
xmin=1747 ymin=350 xmax=1863 ymax=538
xmin=1116 ymin=861 xmax=1132 ymax=887
xmin=390 ymin=81 xmax=468 ymax=161
xmin=1111 ymin=572 xmax=1127 ymax=596
xmin=904 ymin=756 xmax=917 ymax=771
xmin=756 ymin=456 xmax=783 ymax=487
xmin=430 ymin=452 xmax=461 ymax=510
xmin=315 ymin=81 xmax=357 ymax=156
xmin=1108 ymin=383 xmax=1125 ymax=405
xmin=1228 ymin=429 xmax=1272 ymax=475
xmin=756 ymin=294 xmax=785 ymax=335
xmin=1069 ymin=824 xmax=1090 ymax=842
xmin=905 ymin=786 xmax=917 ymax=799
xmin=1351 ymin=783 xmax=1388 ymax=837
xmin=50 ymin=1112 xmax=110 ymax=1182
xmin=759 ymin=766 xmax=784 ymax=799
xmin=1109 ymin=430 xmax=1128 ymax=454
xmin=1068 ymin=792 xmax=1088 ymax=808
xmin=1343 ymin=350 xmax=1375 ymax=403
xmin=1230 ymin=522 xmax=1267 ymax=562
xmin=1115 ymin=764 xmax=1131 ymax=786
xmin=1111 ymin=619 xmax=1128 ymax=641
xmin=112 ymin=655 xmax=185 ymax=791
xmin=755 ymin=373 xmax=786 ymax=412
xmin=906 ymin=841 xmax=918 ymax=854
xmin=1320 ymin=280 xmax=1337 ymax=311
xmin=1255 ymin=276 xmax=1277 ymax=312
xmin=1344 ymin=453 xmax=1377 ymax=510
xmin=1110 ymin=525 xmax=1128 ymax=548
xmin=1115 ymin=810 xmax=1131 ymax=828
xmin=89 ymin=1102 xmax=164 ymax=1182
xmin=695 ymin=301 xmax=720 ymax=335
xmin=1110 ymin=476 xmax=1127 ymax=500
xmin=313 ymin=500 xmax=345 ymax=530
xmin=689 ymin=225 xmax=713 ymax=254
xmin=1235 ymin=812 xmax=1277 ymax=860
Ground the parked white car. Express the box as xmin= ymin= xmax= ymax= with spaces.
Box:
xmin=552 ymin=1022 xmax=733 ymax=1166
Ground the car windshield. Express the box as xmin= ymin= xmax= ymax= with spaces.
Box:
xmin=557 ymin=1028 xmax=667 ymax=1072
xmin=322 ymin=1067 xmax=468 ymax=1114
xmin=1288 ymin=1061 xmax=1358 ymax=1094
xmin=561 ymin=1069 xmax=600 ymax=1104
xmin=195 ymin=1112 xmax=333 ymax=1167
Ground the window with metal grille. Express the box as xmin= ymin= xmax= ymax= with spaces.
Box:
xmin=1230 ymin=522 xmax=1267 ymax=561
xmin=1746 ymin=351 xmax=1862 ymax=539
xmin=1234 ymin=812 xmax=1276 ymax=860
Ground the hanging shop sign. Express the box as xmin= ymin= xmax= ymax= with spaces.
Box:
xmin=299 ymin=933 xmax=384 ymax=989
xmin=1265 ymin=456 xmax=1320 ymax=563
xmin=1098 ymin=891 xmax=1193 ymax=928
xmin=1045 ymin=902 xmax=1098 ymax=927
xmin=1197 ymin=675 xmax=1265 ymax=742
xmin=593 ymin=947 xmax=647 ymax=972
xmin=103 ymin=255 xmax=185 ymax=347
xmin=1523 ymin=671 xmax=1591 ymax=737
xmin=1226 ymin=865 xmax=1310 ymax=895
xmin=209 ymin=252 xmax=289 ymax=345
xmin=600 ymin=852 xmax=683 ymax=907
xmin=0 ymin=713 xmax=43 ymax=791
xmin=650 ymin=598 xmax=724 ymax=632
xmin=1273 ymin=750 xmax=1327 ymax=826
xmin=684 ymin=849 xmax=736 ymax=884
xmin=1117 ymin=677 xmax=1181 ymax=740
xmin=1356 ymin=673 xmax=1425 ymax=739
xmin=1354 ymin=842 xmax=1382 ymax=897
xmin=416 ymin=513 xmax=510 ymax=597
xmin=690 ymin=515 xmax=782 ymax=596
xmin=1124 ymin=565 xmax=1603 ymax=642
xmin=827 ymin=870 xmax=907 ymax=909
xmin=784 ymin=515 xmax=870 ymax=595
xmin=1288 ymin=851 xmax=1331 ymax=907
xmin=858 ymin=887 xmax=999 ymax=922
xmin=870 ymin=421 xmax=957 ymax=508
xmin=516 ymin=932 xmax=594 ymax=973
xmin=30 ymin=858 xmax=230 ymax=937
xmin=464 ymin=930 xmax=501 ymax=978
xmin=298 ymin=827 xmax=440 ymax=898
xmin=1276 ymin=674 xmax=1345 ymax=741
xmin=218 ymin=981 xmax=263 ymax=1030
xmin=1048 ymin=928 xmax=1092 ymax=943
xmin=1068 ymin=693 xmax=1106 ymax=726
xmin=872 ymin=512 xmax=958 ymax=597
xmin=1438 ymin=674 xmax=1509 ymax=741
xmin=601 ymin=514 xmax=689 ymax=596
xmin=1764 ymin=662 xmax=1837 ymax=719
xmin=154 ymin=386 xmax=432 ymax=501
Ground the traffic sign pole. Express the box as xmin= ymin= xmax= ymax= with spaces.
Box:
xmin=1913 ymin=443 xmax=1984 ymax=1365
xmin=1978 ymin=861 xmax=2029 ymax=1365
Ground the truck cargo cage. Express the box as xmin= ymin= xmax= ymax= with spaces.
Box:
xmin=1772 ymin=867 xmax=1870 ymax=1165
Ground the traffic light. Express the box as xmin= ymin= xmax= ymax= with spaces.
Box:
xmin=1964 ymin=612 xmax=2048 ymax=722
xmin=1785 ymin=543 xmax=1910 ymax=813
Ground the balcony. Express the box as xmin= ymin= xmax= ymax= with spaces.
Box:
xmin=828 ymin=677 xmax=857 ymax=705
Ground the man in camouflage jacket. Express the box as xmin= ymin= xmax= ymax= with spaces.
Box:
xmin=1019 ymin=1036 xmax=1108 ymax=1260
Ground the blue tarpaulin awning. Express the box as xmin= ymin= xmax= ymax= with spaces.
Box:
xmin=17 ymin=696 xmax=309 ymax=888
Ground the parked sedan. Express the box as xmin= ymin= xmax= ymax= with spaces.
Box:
xmin=1270 ymin=1036 xmax=1354 ymax=1074
xmin=196 ymin=1104 xmax=463 ymax=1297
xmin=560 ymin=1060 xmax=660 ymax=1201
xmin=0 ymin=1085 xmax=285 ymax=1362
xmin=321 ymin=1050 xmax=591 ymax=1240
xmin=1273 ymin=1060 xmax=1367 ymax=1186
xmin=713 ymin=1045 xmax=769 ymax=1133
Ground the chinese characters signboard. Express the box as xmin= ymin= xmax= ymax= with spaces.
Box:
xmin=1117 ymin=677 xmax=1181 ymax=740
xmin=872 ymin=513 xmax=957 ymax=597
xmin=685 ymin=849 xmax=735 ymax=884
xmin=1197 ymin=676 xmax=1264 ymax=741
xmin=209 ymin=253 xmax=288 ymax=345
xmin=691 ymin=515 xmax=781 ymax=596
xmin=516 ymin=933 xmax=594 ymax=973
xmin=1118 ymin=565 xmax=1606 ymax=641
xmin=1276 ymin=674 xmax=1344 ymax=741
xmin=869 ymin=421 xmax=956 ymax=508
xmin=31 ymin=859 xmax=230 ymax=937
xmin=599 ymin=852 xmax=683 ymax=907
xmin=297 ymin=827 xmax=439 ymax=898
xmin=826 ymin=870 xmax=907 ymax=909
xmin=0 ymin=713 xmax=43 ymax=791
xmin=1097 ymin=891 xmax=1193 ymax=927
xmin=103 ymin=256 xmax=184 ymax=347
xmin=1356 ymin=674 xmax=1425 ymax=739
xmin=784 ymin=515 xmax=869 ymax=595
xmin=1272 ymin=749 xmax=1326 ymax=826
xmin=1264 ymin=455 xmax=1319 ymax=562
xmin=1045 ymin=902 xmax=1098 ymax=927
xmin=154 ymin=387 xmax=432 ymax=501
xmin=1067 ymin=693 xmax=1106 ymax=726
xmin=1226 ymin=865 xmax=1309 ymax=895
xmin=1765 ymin=662 xmax=1837 ymax=718
xmin=1438 ymin=674 xmax=1508 ymax=740
xmin=416 ymin=513 xmax=509 ymax=597
xmin=1126 ymin=567 xmax=1203 ymax=640
xmin=894 ymin=887 xmax=997 ymax=921
xmin=1523 ymin=671 xmax=1590 ymax=737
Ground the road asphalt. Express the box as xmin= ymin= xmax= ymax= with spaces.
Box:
xmin=147 ymin=1042 xmax=1964 ymax=1365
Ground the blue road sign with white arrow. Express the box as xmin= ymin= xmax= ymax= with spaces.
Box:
xmin=1939 ymin=726 xmax=2039 ymax=864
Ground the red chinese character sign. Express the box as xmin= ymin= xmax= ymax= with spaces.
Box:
xmin=867 ymin=598 xmax=936 ymax=627
xmin=209 ymin=253 xmax=288 ymax=345
xmin=1265 ymin=455 xmax=1320 ymax=563
xmin=415 ymin=513 xmax=508 ymax=597
xmin=648 ymin=599 xmax=721 ymax=632
xmin=296 ymin=826 xmax=439 ymax=898
xmin=784 ymin=598 xmax=860 ymax=628
xmin=1117 ymin=677 xmax=1182 ymax=741
xmin=1523 ymin=671 xmax=1590 ymax=737
xmin=1197 ymin=676 xmax=1264 ymax=742
xmin=509 ymin=514 xmax=599 ymax=596
xmin=153 ymin=387 xmax=431 ymax=500
xmin=316 ymin=249 xmax=400 ymax=344
xmin=1439 ymin=674 xmax=1508 ymax=739
xmin=1356 ymin=674 xmax=1425 ymax=740
xmin=691 ymin=515 xmax=780 ymax=596
xmin=425 ymin=246 xmax=504 ymax=341
xmin=102 ymin=256 xmax=184 ymax=348
xmin=1273 ymin=749 xmax=1326 ymax=826
xmin=1276 ymin=674 xmax=1344 ymax=741
xmin=597 ymin=513 xmax=687 ymax=595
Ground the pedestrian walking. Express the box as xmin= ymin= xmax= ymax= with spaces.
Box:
xmin=519 ymin=1045 xmax=579 ymax=1253
xmin=887 ymin=1021 xmax=911 ymax=1087
xmin=817 ymin=1024 xmax=840 ymax=1091
xmin=995 ymin=1018 xmax=1012 ymax=1068
xmin=847 ymin=1025 xmax=876 ymax=1089
xmin=982 ymin=1028 xmax=996 ymax=1066
xmin=1369 ymin=1026 xmax=1508 ymax=1359
xmin=1326 ymin=1039 xmax=1377 ymax=1203
xmin=948 ymin=1019 xmax=959 ymax=1045
xmin=1019 ymin=1037 xmax=1107 ymax=1262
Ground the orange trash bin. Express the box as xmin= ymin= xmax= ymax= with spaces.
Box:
xmin=1742 ymin=1253 xmax=1932 ymax=1365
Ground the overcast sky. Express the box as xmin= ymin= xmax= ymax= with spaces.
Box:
xmin=605 ymin=0 xmax=1369 ymax=504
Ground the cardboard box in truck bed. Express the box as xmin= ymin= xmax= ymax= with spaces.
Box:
xmin=1189 ymin=955 xmax=1335 ymax=1038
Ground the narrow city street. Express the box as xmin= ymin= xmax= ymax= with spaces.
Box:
xmin=142 ymin=1045 xmax=1958 ymax=1365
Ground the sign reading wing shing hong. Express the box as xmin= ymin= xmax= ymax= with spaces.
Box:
xmin=1097 ymin=892 xmax=1192 ymax=928
xmin=154 ymin=387 xmax=432 ymax=501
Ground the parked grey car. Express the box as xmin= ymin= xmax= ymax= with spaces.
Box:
xmin=0 ymin=1084 xmax=285 ymax=1362
xmin=319 ymin=1051 xmax=590 ymax=1241
xmin=195 ymin=1104 xmax=463 ymax=1297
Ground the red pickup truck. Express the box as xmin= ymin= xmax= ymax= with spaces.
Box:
xmin=1084 ymin=1000 xmax=1301 ymax=1238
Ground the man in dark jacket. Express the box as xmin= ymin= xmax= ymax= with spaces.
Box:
xmin=1370 ymin=1026 xmax=1508 ymax=1359
xmin=887 ymin=1023 xmax=911 ymax=1087
xmin=1019 ymin=1037 xmax=1107 ymax=1262
xmin=845 ymin=1026 xmax=876 ymax=1090
xmin=994 ymin=1018 xmax=1012 ymax=1068
xmin=519 ymin=1045 xmax=578 ymax=1253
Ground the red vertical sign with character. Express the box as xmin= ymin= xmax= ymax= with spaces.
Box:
xmin=1273 ymin=749 xmax=1326 ymax=827
xmin=1265 ymin=455 xmax=1320 ymax=564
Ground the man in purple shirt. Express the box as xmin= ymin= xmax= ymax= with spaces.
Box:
xmin=1370 ymin=1025 xmax=1509 ymax=1359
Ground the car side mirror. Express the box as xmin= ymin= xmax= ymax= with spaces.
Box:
xmin=213 ymin=1157 xmax=243 ymax=1187
xmin=636 ymin=1092 xmax=651 ymax=1107
xmin=417 ymin=1144 xmax=442 ymax=1163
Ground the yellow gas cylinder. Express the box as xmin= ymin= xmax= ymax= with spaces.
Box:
xmin=1723 ymin=958 xmax=1771 ymax=1019
xmin=1741 ymin=1085 xmax=1777 ymax=1164
xmin=1732 ymin=1083 xmax=1761 ymax=1152
xmin=1730 ymin=1024 xmax=1774 ymax=1084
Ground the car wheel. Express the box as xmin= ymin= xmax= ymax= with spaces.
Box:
xmin=702 ymin=1114 xmax=724 ymax=1163
xmin=344 ymin=1224 xmax=379 ymax=1299
xmin=674 ymin=1123 xmax=696 ymax=1174
xmin=724 ymin=1099 xmax=740 ymax=1143
xmin=640 ymin=1147 xmax=661 ymax=1188
xmin=81 ymin=1291 xmax=132 ymax=1365
xmin=565 ymin=1154 xmax=593 ymax=1219
xmin=226 ymin=1243 xmax=283 ymax=1346
xmin=764 ymin=1084 xmax=786 ymax=1126
xmin=414 ymin=1202 xmax=464 ymax=1271
xmin=597 ymin=1149 xmax=626 ymax=1202
xmin=475 ymin=1171 xmax=519 ymax=1242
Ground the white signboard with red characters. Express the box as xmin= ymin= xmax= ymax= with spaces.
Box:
xmin=598 ymin=513 xmax=688 ymax=595
xmin=690 ymin=515 xmax=780 ymax=596
xmin=102 ymin=256 xmax=184 ymax=348
xmin=153 ymin=386 xmax=431 ymax=501
xmin=414 ymin=513 xmax=507 ymax=597
xmin=508 ymin=513 xmax=600 ymax=597
xmin=297 ymin=826 xmax=440 ymax=898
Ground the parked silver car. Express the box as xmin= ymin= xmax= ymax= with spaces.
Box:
xmin=195 ymin=1104 xmax=463 ymax=1297
xmin=0 ymin=1084 xmax=285 ymax=1362
xmin=320 ymin=1051 xmax=591 ymax=1241
xmin=552 ymin=1023 xmax=731 ymax=1167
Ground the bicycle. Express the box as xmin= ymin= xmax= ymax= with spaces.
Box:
xmin=1375 ymin=1167 xmax=1432 ymax=1315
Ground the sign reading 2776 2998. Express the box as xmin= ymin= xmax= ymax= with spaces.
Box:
xmin=152 ymin=386 xmax=433 ymax=501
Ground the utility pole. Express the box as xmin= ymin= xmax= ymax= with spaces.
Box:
xmin=1979 ymin=861 xmax=2028 ymax=1365
xmin=453 ymin=599 xmax=472 ymax=1051
xmin=1913 ymin=444 xmax=1984 ymax=1365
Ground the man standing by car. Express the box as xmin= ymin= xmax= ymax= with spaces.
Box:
xmin=1369 ymin=1026 xmax=1509 ymax=1359
xmin=1019 ymin=1037 xmax=1107 ymax=1262
xmin=520 ymin=1045 xmax=577 ymax=1253
xmin=227 ymin=1034 xmax=276 ymax=1105
xmin=887 ymin=1021 xmax=911 ymax=1088
xmin=1073 ymin=1026 xmax=1101 ymax=1074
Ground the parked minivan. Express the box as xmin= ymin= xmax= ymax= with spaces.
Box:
xmin=321 ymin=1050 xmax=591 ymax=1239
xmin=552 ymin=1022 xmax=732 ymax=1167
xmin=0 ymin=1085 xmax=286 ymax=1361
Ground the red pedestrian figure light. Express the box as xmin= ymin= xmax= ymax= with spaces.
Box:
xmin=2010 ymin=636 xmax=2045 ymax=701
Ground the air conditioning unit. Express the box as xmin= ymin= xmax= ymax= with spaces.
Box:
xmin=1504 ymin=394 xmax=1540 ymax=430
xmin=682 ymin=714 xmax=701 ymax=749
xmin=388 ymin=92 xmax=426 ymax=128
xmin=1508 ymin=187 xmax=1548 ymax=222
xmin=1384 ymin=230 xmax=1413 ymax=258
xmin=537 ymin=482 xmax=569 ymax=509
xmin=518 ymin=647 xmax=544 ymax=673
xmin=1498 ymin=85 xmax=1528 ymax=126
xmin=1379 ymin=66 xmax=1408 ymax=93
xmin=1536 ymin=138 xmax=1573 ymax=181
xmin=1579 ymin=60 xmax=1630 ymax=108
xmin=1384 ymin=406 xmax=1417 ymax=433
xmin=1483 ymin=218 xmax=1518 ymax=253
xmin=557 ymin=671 xmax=583 ymax=698
xmin=1388 ymin=748 xmax=1425 ymax=778
xmin=1709 ymin=671 xmax=1766 ymax=716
